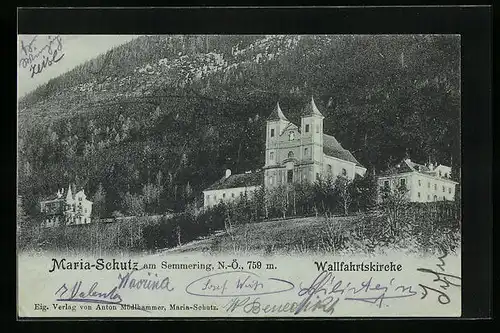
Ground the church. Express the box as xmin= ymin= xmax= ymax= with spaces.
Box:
xmin=264 ymin=96 xmax=366 ymax=189
xmin=203 ymin=97 xmax=366 ymax=208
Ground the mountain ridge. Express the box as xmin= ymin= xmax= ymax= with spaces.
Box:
xmin=17 ymin=35 xmax=460 ymax=217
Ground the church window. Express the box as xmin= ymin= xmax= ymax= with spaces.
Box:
xmin=442 ymin=186 xmax=445 ymax=192
xmin=214 ymin=195 xmax=217 ymax=201
xmin=231 ymin=193 xmax=235 ymax=198
xmin=418 ymin=179 xmax=421 ymax=186
xmin=418 ymin=192 xmax=421 ymax=198
xmin=449 ymin=187 xmax=452 ymax=194
xmin=434 ymin=195 xmax=437 ymax=201
xmin=304 ymin=147 xmax=309 ymax=156
xmin=305 ymin=124 xmax=310 ymax=133
xmin=270 ymin=128 xmax=275 ymax=137
xmin=384 ymin=181 xmax=389 ymax=188
xmin=342 ymin=168 xmax=347 ymax=176
xmin=270 ymin=152 xmax=274 ymax=161
xmin=287 ymin=170 xmax=293 ymax=183
xmin=79 ymin=197 xmax=82 ymax=201
xmin=316 ymin=124 xmax=319 ymax=133
xmin=289 ymin=132 xmax=295 ymax=141
xmin=328 ymin=164 xmax=332 ymax=174
xmin=288 ymin=151 xmax=294 ymax=159
xmin=316 ymin=173 xmax=320 ymax=180
xmin=434 ymin=184 xmax=437 ymax=191
xmin=439 ymin=171 xmax=442 ymax=177
xmin=269 ymin=177 xmax=274 ymax=185
xmin=223 ymin=193 xmax=226 ymax=198
xmin=400 ymin=178 xmax=406 ymax=186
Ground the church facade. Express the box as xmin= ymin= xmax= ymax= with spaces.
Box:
xmin=263 ymin=97 xmax=366 ymax=190
xmin=203 ymin=97 xmax=366 ymax=208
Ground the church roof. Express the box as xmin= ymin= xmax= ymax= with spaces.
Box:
xmin=267 ymin=102 xmax=289 ymax=121
xmin=204 ymin=170 xmax=264 ymax=191
xmin=323 ymin=134 xmax=363 ymax=167
xmin=301 ymin=96 xmax=324 ymax=118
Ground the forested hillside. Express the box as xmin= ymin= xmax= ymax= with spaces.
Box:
xmin=17 ymin=35 xmax=460 ymax=218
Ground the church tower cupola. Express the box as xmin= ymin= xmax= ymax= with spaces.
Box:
xmin=267 ymin=101 xmax=288 ymax=121
xmin=300 ymin=96 xmax=324 ymax=170
xmin=265 ymin=101 xmax=290 ymax=167
xmin=301 ymin=96 xmax=324 ymax=118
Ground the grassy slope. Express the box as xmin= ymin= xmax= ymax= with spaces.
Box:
xmin=159 ymin=215 xmax=360 ymax=255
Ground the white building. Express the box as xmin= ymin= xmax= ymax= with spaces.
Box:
xmin=264 ymin=98 xmax=366 ymax=189
xmin=203 ymin=169 xmax=262 ymax=208
xmin=40 ymin=184 xmax=93 ymax=227
xmin=377 ymin=159 xmax=459 ymax=202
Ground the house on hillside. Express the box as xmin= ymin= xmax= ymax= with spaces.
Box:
xmin=203 ymin=169 xmax=263 ymax=208
xmin=40 ymin=184 xmax=93 ymax=227
xmin=202 ymin=96 xmax=367 ymax=208
xmin=377 ymin=159 xmax=459 ymax=202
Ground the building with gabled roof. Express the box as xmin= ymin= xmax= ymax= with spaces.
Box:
xmin=377 ymin=158 xmax=458 ymax=202
xmin=40 ymin=183 xmax=93 ymax=227
xmin=203 ymin=169 xmax=263 ymax=208
xmin=202 ymin=97 xmax=367 ymax=208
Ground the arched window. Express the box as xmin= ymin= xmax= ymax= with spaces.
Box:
xmin=342 ymin=168 xmax=347 ymax=176
xmin=288 ymin=151 xmax=294 ymax=159
xmin=289 ymin=132 xmax=295 ymax=141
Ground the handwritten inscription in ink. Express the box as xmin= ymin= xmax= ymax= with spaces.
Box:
xmin=417 ymin=251 xmax=461 ymax=305
xmin=18 ymin=35 xmax=65 ymax=78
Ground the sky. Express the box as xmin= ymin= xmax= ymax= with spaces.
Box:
xmin=17 ymin=35 xmax=141 ymax=98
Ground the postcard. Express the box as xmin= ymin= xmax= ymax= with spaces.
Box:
xmin=17 ymin=34 xmax=462 ymax=318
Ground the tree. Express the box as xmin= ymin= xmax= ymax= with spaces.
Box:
xmin=351 ymin=172 xmax=378 ymax=212
xmin=293 ymin=182 xmax=315 ymax=216
xmin=335 ymin=176 xmax=353 ymax=216
xmin=174 ymin=224 xmax=182 ymax=247
xmin=142 ymin=183 xmax=162 ymax=214
xmin=379 ymin=182 xmax=410 ymax=236
xmin=123 ymin=192 xmax=145 ymax=216
xmin=271 ymin=185 xmax=289 ymax=219
xmin=92 ymin=183 xmax=106 ymax=219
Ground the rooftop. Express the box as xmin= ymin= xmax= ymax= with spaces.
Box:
xmin=266 ymin=102 xmax=289 ymax=121
xmin=380 ymin=159 xmax=455 ymax=181
xmin=323 ymin=134 xmax=363 ymax=167
xmin=204 ymin=170 xmax=264 ymax=191
xmin=301 ymin=96 xmax=324 ymax=118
